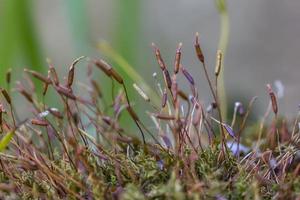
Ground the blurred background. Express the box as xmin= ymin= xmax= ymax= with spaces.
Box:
xmin=0 ymin=0 xmax=300 ymax=119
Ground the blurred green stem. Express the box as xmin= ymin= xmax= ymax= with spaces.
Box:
xmin=216 ymin=0 xmax=230 ymax=120
xmin=0 ymin=0 xmax=44 ymax=87
xmin=65 ymin=0 xmax=90 ymax=54
xmin=114 ymin=0 xmax=140 ymax=64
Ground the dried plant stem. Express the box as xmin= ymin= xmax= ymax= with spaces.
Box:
xmin=45 ymin=127 xmax=54 ymax=160
xmin=122 ymin=84 xmax=146 ymax=144
xmin=199 ymin=62 xmax=226 ymax=148
xmin=111 ymin=78 xmax=116 ymax=102
xmin=201 ymin=63 xmax=218 ymax=106
xmin=235 ymin=97 xmax=257 ymax=158
xmin=291 ymin=110 xmax=300 ymax=138
xmin=48 ymin=122 xmax=76 ymax=169
xmin=256 ymin=102 xmax=272 ymax=150
xmin=63 ymin=97 xmax=86 ymax=146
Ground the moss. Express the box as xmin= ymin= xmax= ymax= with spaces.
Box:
xmin=0 ymin=40 xmax=299 ymax=199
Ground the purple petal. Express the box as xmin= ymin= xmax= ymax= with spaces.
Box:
xmin=161 ymin=135 xmax=172 ymax=148
xmin=223 ymin=123 xmax=236 ymax=138
xmin=235 ymin=102 xmax=245 ymax=115
xmin=226 ymin=142 xmax=249 ymax=155
xmin=157 ymin=160 xmax=164 ymax=170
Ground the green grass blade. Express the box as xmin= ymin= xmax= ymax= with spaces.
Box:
xmin=215 ymin=0 xmax=230 ymax=120
xmin=114 ymin=0 xmax=140 ymax=64
xmin=0 ymin=0 xmax=44 ymax=88
xmin=65 ymin=0 xmax=91 ymax=54
xmin=17 ymin=0 xmax=44 ymax=72
xmin=0 ymin=130 xmax=15 ymax=152
xmin=0 ymin=0 xmax=18 ymax=86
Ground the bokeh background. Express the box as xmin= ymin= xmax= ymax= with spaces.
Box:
xmin=0 ymin=0 xmax=299 ymax=119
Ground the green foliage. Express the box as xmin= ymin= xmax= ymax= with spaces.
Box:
xmin=65 ymin=0 xmax=91 ymax=55
xmin=0 ymin=130 xmax=15 ymax=151
xmin=114 ymin=0 xmax=140 ymax=65
xmin=0 ymin=0 xmax=44 ymax=90
xmin=215 ymin=0 xmax=230 ymax=121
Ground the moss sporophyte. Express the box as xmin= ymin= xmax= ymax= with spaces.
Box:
xmin=0 ymin=36 xmax=299 ymax=199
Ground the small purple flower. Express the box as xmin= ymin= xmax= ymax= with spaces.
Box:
xmin=157 ymin=159 xmax=164 ymax=170
xmin=234 ymin=102 xmax=245 ymax=115
xmin=162 ymin=135 xmax=172 ymax=148
xmin=227 ymin=141 xmax=250 ymax=154
xmin=223 ymin=123 xmax=236 ymax=138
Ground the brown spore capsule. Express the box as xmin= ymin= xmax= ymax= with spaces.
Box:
xmin=161 ymin=88 xmax=167 ymax=108
xmin=215 ymin=50 xmax=222 ymax=76
xmin=174 ymin=43 xmax=182 ymax=74
xmin=152 ymin=43 xmax=166 ymax=70
xmin=94 ymin=59 xmax=112 ymax=77
xmin=111 ymin=68 xmax=124 ymax=84
xmin=194 ymin=32 xmax=205 ymax=63
xmin=163 ymin=69 xmax=172 ymax=89
xmin=31 ymin=119 xmax=48 ymax=127
xmin=181 ymin=67 xmax=195 ymax=86
xmin=266 ymin=84 xmax=278 ymax=115
xmin=24 ymin=69 xmax=51 ymax=84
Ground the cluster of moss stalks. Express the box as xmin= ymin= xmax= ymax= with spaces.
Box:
xmin=0 ymin=36 xmax=299 ymax=199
